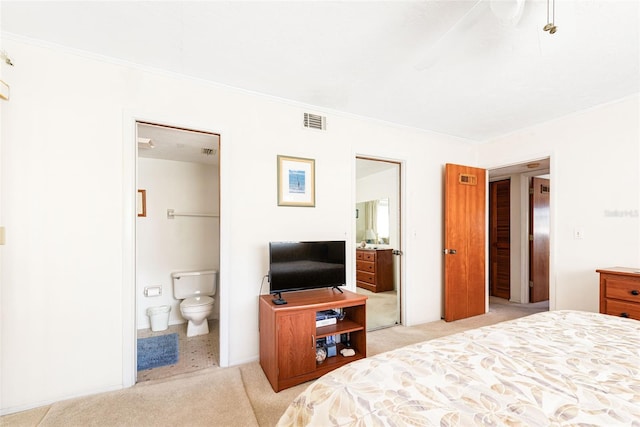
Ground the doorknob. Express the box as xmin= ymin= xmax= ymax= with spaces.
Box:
xmin=443 ymin=249 xmax=457 ymax=255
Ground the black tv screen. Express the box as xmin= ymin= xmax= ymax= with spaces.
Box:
xmin=269 ymin=241 xmax=346 ymax=295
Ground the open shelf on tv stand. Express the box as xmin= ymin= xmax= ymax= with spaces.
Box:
xmin=259 ymin=287 xmax=367 ymax=392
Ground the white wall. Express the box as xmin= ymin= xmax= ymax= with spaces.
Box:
xmin=478 ymin=96 xmax=640 ymax=312
xmin=136 ymin=158 xmax=219 ymax=329
xmin=0 ymin=37 xmax=475 ymax=413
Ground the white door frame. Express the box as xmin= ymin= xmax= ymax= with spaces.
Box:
xmin=122 ymin=111 xmax=230 ymax=387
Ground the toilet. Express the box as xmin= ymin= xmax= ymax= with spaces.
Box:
xmin=172 ymin=269 xmax=217 ymax=337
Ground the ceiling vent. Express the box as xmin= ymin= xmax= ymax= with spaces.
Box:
xmin=303 ymin=113 xmax=326 ymax=131
xmin=201 ymin=148 xmax=217 ymax=156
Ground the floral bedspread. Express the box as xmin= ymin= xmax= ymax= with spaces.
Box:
xmin=278 ymin=310 xmax=640 ymax=426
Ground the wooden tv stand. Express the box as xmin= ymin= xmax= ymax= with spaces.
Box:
xmin=259 ymin=288 xmax=367 ymax=392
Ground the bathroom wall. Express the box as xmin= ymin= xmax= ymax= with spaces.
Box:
xmin=136 ymin=157 xmax=220 ymax=329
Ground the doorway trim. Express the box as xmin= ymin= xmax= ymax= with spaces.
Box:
xmin=122 ymin=111 xmax=230 ymax=387
xmin=485 ymin=154 xmax=555 ymax=311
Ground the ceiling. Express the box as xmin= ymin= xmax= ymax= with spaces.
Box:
xmin=137 ymin=122 xmax=220 ymax=165
xmin=2 ymin=1 xmax=638 ymax=142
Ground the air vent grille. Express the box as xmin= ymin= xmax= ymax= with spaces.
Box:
xmin=201 ymin=148 xmax=216 ymax=156
xmin=303 ymin=112 xmax=326 ymax=130
xmin=458 ymin=174 xmax=477 ymax=185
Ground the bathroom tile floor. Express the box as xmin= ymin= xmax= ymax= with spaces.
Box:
xmin=137 ymin=319 xmax=219 ymax=382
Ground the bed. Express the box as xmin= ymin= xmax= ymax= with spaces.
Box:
xmin=277 ymin=310 xmax=640 ymax=426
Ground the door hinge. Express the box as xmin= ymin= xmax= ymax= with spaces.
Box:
xmin=529 ymin=280 xmax=534 ymax=288
xmin=529 ymin=188 xmax=534 ymax=195
xmin=529 ymin=234 xmax=534 ymax=241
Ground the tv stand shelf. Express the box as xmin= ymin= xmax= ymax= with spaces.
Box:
xmin=259 ymin=288 xmax=367 ymax=392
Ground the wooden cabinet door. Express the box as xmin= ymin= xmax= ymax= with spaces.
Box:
xmin=277 ymin=311 xmax=316 ymax=380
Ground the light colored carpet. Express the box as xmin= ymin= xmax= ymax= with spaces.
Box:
xmin=239 ymin=362 xmax=309 ymax=427
xmin=2 ymin=298 xmax=548 ymax=427
xmin=368 ymin=296 xmax=549 ymax=356
xmin=3 ymin=367 xmax=258 ymax=427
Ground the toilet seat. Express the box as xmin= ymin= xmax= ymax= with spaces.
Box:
xmin=181 ymin=296 xmax=214 ymax=309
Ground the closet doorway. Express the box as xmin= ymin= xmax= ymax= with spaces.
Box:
xmin=135 ymin=122 xmax=221 ymax=382
xmin=355 ymin=157 xmax=402 ymax=330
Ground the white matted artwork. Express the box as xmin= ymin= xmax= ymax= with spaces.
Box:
xmin=277 ymin=155 xmax=315 ymax=207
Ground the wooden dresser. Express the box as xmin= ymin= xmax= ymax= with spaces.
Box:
xmin=597 ymin=267 xmax=640 ymax=320
xmin=356 ymin=248 xmax=393 ymax=293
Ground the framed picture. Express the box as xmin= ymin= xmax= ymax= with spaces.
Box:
xmin=277 ymin=155 xmax=315 ymax=207
xmin=137 ymin=189 xmax=147 ymax=217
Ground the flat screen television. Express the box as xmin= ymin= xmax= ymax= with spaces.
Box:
xmin=268 ymin=240 xmax=346 ymax=304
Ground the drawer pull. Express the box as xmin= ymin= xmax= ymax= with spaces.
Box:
xmin=620 ymin=312 xmax=630 ymax=318
xmin=631 ymin=290 xmax=640 ymax=296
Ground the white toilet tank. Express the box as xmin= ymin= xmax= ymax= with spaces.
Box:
xmin=172 ymin=270 xmax=217 ymax=299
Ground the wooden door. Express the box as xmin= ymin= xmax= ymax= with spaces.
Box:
xmin=489 ymin=180 xmax=510 ymax=299
xmin=444 ymin=164 xmax=487 ymax=321
xmin=529 ymin=177 xmax=550 ymax=302
xmin=277 ymin=311 xmax=316 ymax=380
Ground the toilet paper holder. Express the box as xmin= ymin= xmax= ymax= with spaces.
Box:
xmin=144 ymin=286 xmax=162 ymax=297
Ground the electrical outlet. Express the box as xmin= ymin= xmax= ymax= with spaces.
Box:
xmin=573 ymin=228 xmax=584 ymax=240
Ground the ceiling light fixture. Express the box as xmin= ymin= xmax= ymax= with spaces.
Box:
xmin=137 ymin=137 xmax=155 ymax=149
xmin=543 ymin=0 xmax=557 ymax=34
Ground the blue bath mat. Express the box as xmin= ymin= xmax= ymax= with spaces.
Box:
xmin=137 ymin=333 xmax=179 ymax=371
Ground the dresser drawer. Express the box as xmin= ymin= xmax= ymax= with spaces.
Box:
xmin=360 ymin=251 xmax=376 ymax=262
xmin=597 ymin=267 xmax=640 ymax=321
xmin=603 ymin=299 xmax=640 ymax=320
xmin=356 ymin=270 xmax=375 ymax=284
xmin=603 ymin=278 xmax=640 ymax=303
xmin=356 ymin=260 xmax=375 ymax=273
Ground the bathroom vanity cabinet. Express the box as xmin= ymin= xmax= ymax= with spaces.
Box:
xmin=259 ymin=288 xmax=367 ymax=392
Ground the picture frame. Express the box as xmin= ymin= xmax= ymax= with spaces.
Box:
xmin=277 ymin=155 xmax=315 ymax=207
xmin=137 ymin=189 xmax=147 ymax=217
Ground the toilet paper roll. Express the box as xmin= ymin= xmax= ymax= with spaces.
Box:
xmin=145 ymin=286 xmax=161 ymax=297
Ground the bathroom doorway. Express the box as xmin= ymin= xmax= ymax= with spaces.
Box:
xmin=135 ymin=121 xmax=221 ymax=382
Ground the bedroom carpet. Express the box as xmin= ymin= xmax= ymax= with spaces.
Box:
xmin=2 ymin=298 xmax=547 ymax=427
xmin=3 ymin=367 xmax=258 ymax=427
xmin=368 ymin=296 xmax=549 ymax=356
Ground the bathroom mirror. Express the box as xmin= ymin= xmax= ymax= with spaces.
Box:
xmin=355 ymin=198 xmax=389 ymax=244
